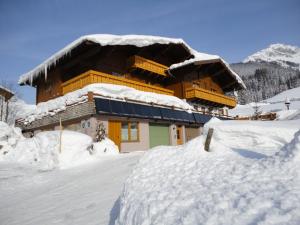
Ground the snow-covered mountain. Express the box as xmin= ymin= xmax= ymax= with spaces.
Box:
xmin=243 ymin=44 xmax=300 ymax=71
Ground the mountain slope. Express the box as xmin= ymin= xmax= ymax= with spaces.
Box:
xmin=229 ymin=43 xmax=300 ymax=104
xmin=244 ymin=44 xmax=300 ymax=70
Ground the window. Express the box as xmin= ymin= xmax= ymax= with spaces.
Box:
xmin=121 ymin=122 xmax=139 ymax=142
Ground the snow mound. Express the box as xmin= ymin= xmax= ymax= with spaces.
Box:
xmin=0 ymin=122 xmax=24 ymax=157
xmin=204 ymin=119 xmax=299 ymax=156
xmin=19 ymin=83 xmax=193 ymax=124
xmin=92 ymin=138 xmax=119 ymax=155
xmin=244 ymin=43 xmax=300 ymax=70
xmin=3 ymin=130 xmax=93 ymax=170
xmin=115 ymin=120 xmax=300 ymax=225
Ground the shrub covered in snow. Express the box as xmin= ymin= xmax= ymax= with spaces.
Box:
xmin=115 ymin=119 xmax=300 ymax=225
xmin=92 ymin=138 xmax=119 ymax=155
xmin=0 ymin=121 xmax=24 ymax=157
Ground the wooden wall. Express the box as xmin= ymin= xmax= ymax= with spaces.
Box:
xmin=166 ymin=70 xmax=224 ymax=99
xmin=36 ymin=69 xmax=62 ymax=103
xmin=36 ymin=47 xmax=169 ymax=103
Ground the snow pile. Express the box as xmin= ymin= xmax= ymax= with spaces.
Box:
xmin=0 ymin=122 xmax=24 ymax=156
xmin=244 ymin=43 xmax=300 ymax=70
xmin=19 ymin=83 xmax=193 ymax=124
xmin=115 ymin=119 xmax=300 ymax=225
xmin=3 ymin=130 xmax=93 ymax=170
xmin=92 ymin=138 xmax=119 ymax=155
xmin=230 ymin=86 xmax=300 ymax=120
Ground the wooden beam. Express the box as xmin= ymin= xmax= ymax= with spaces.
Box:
xmin=62 ymin=46 xmax=102 ymax=70
xmin=211 ymin=68 xmax=227 ymax=78
xmin=222 ymin=80 xmax=237 ymax=90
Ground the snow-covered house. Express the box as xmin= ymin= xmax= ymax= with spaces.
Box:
xmin=16 ymin=34 xmax=245 ymax=152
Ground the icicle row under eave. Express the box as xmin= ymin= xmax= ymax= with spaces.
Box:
xmin=44 ymin=65 xmax=47 ymax=81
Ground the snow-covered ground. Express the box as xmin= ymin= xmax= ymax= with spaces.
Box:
xmin=1 ymin=117 xmax=300 ymax=225
xmin=115 ymin=119 xmax=300 ymax=225
xmin=0 ymin=152 xmax=142 ymax=225
xmin=230 ymin=86 xmax=300 ymax=120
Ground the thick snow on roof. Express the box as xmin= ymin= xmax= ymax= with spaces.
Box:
xmin=18 ymin=34 xmax=244 ymax=89
xmin=18 ymin=34 xmax=190 ymax=85
xmin=0 ymin=85 xmax=14 ymax=95
xmin=19 ymin=83 xmax=194 ymax=124
xmin=169 ymin=51 xmax=246 ymax=89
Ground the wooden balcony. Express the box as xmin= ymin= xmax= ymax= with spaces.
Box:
xmin=185 ymin=87 xmax=237 ymax=108
xmin=61 ymin=70 xmax=174 ymax=96
xmin=127 ymin=55 xmax=169 ymax=77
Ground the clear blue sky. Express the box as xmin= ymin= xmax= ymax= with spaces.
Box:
xmin=0 ymin=0 xmax=299 ymax=103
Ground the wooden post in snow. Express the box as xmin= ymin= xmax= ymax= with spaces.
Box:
xmin=59 ymin=117 xmax=63 ymax=153
xmin=204 ymin=128 xmax=214 ymax=152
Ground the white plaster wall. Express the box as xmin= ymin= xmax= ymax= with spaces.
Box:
xmin=182 ymin=125 xmax=186 ymax=144
xmin=121 ymin=122 xmax=149 ymax=152
xmin=169 ymin=124 xmax=177 ymax=146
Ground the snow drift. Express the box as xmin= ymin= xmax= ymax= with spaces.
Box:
xmin=0 ymin=121 xmax=24 ymax=156
xmin=115 ymin=119 xmax=300 ymax=225
xmin=3 ymin=130 xmax=93 ymax=170
xmin=0 ymin=122 xmax=120 ymax=170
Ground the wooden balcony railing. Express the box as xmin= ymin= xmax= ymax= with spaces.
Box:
xmin=127 ymin=55 xmax=169 ymax=77
xmin=185 ymin=87 xmax=237 ymax=108
xmin=61 ymin=70 xmax=174 ymax=96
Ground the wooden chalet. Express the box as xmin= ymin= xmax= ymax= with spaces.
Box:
xmin=17 ymin=34 xmax=245 ymax=152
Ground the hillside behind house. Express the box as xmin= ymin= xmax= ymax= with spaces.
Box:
xmin=230 ymin=44 xmax=300 ymax=104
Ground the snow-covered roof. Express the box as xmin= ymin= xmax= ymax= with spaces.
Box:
xmin=18 ymin=83 xmax=194 ymax=124
xmin=18 ymin=34 xmax=244 ymax=89
xmin=169 ymin=51 xmax=246 ymax=89
xmin=0 ymin=85 xmax=14 ymax=100
xmin=18 ymin=34 xmax=191 ymax=85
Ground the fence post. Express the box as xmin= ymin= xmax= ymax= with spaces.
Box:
xmin=59 ymin=117 xmax=63 ymax=153
xmin=204 ymin=128 xmax=214 ymax=152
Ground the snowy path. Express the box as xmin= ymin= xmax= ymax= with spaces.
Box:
xmin=0 ymin=152 xmax=142 ymax=225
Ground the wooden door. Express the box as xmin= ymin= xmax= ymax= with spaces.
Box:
xmin=177 ymin=126 xmax=183 ymax=145
xmin=108 ymin=121 xmax=121 ymax=151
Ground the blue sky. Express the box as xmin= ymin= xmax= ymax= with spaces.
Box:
xmin=0 ymin=0 xmax=299 ymax=103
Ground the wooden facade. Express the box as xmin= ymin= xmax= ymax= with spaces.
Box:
xmin=30 ymin=41 xmax=241 ymax=109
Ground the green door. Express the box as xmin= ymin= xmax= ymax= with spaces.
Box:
xmin=149 ymin=123 xmax=170 ymax=148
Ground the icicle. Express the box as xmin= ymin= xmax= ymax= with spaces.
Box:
xmin=44 ymin=64 xmax=47 ymax=81
xmin=30 ymin=74 xmax=33 ymax=86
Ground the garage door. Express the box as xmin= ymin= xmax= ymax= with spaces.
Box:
xmin=149 ymin=123 xmax=170 ymax=148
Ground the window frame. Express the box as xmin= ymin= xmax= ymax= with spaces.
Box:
xmin=121 ymin=121 xmax=139 ymax=142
